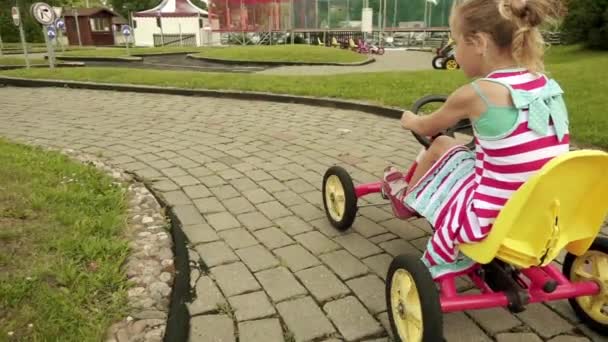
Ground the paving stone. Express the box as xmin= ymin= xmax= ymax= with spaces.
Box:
xmin=333 ymin=233 xmax=383 ymax=258
xmin=237 ymin=212 xmax=273 ymax=231
xmin=200 ymin=175 xmax=226 ymax=188
xmin=173 ymin=174 xmax=200 ymax=187
xmin=254 ymin=227 xmax=295 ymax=250
xmin=222 ymin=197 xmax=255 ymax=215
xmin=228 ymin=291 xmax=276 ymax=321
xmin=247 ymin=169 xmax=273 ymax=182
xmin=369 ymin=233 xmax=398 ymax=245
xmin=410 ymin=237 xmax=428 ymax=252
xmin=257 ymin=201 xmax=292 ymax=219
xmin=195 ymin=241 xmax=239 ymax=268
xmin=277 ymin=296 xmax=336 ymax=342
xmin=544 ymin=301 xmax=580 ymax=324
xmin=189 ymin=315 xmax=235 ymax=342
xmin=324 ymin=296 xmax=383 ymax=341
xmin=577 ymin=323 xmax=606 ymax=342
xmin=296 ymin=265 xmax=350 ymax=303
xmin=380 ymin=218 xmax=428 ymax=241
xmin=138 ymin=167 xmax=163 ymax=179
xmin=467 ymin=307 xmax=522 ymax=335
xmin=188 ymin=166 xmax=213 ymax=177
xmin=321 ymin=250 xmax=370 ymax=280
xmin=284 ymin=179 xmax=316 ymax=193
xmin=205 ymin=211 xmax=241 ymax=231
xmin=379 ymin=239 xmax=421 ymax=257
xmin=182 ymin=223 xmax=219 ymax=245
xmin=444 ymin=312 xmax=493 ymax=342
xmin=547 ymin=336 xmax=591 ymax=342
xmin=346 ymin=275 xmax=386 ymax=314
xmin=218 ymin=228 xmax=258 ymax=250
xmin=352 ymin=217 xmax=388 ymax=238
xmin=152 ymin=179 xmax=180 ymax=192
xmin=209 ymin=185 xmax=240 ymax=200
xmin=255 ymin=267 xmax=307 ymax=302
xmin=235 ymin=244 xmax=279 ymax=272
xmin=274 ymin=244 xmax=321 ymax=272
xmin=231 ymin=177 xmax=259 ymax=192
xmin=358 ymin=206 xmax=394 ymax=223
xmin=194 ymin=197 xmax=226 ymax=214
xmin=516 ymin=303 xmax=574 ymax=338
xmin=362 ymin=253 xmax=392 ymax=281
xmin=294 ymin=231 xmax=341 ymax=255
xmin=238 ymin=318 xmax=284 ymax=342
xmin=173 ymin=205 xmax=205 ymax=225
xmin=218 ymin=168 xmax=243 ymax=181
xmin=161 ymin=166 xmax=187 ymax=177
xmin=274 ymin=216 xmax=314 ymax=236
xmin=183 ymin=185 xmax=212 ymax=199
xmin=274 ymin=190 xmax=307 ymax=207
xmin=290 ymin=203 xmax=325 ymax=221
xmin=187 ymin=276 xmax=226 ymax=315
xmin=242 ymin=188 xmax=274 ymax=204
xmin=310 ymin=218 xmax=342 ymax=238
xmin=376 ymin=311 xmax=393 ymax=341
xmin=496 ymin=333 xmax=543 ymax=342
xmin=211 ymin=262 xmax=261 ymax=297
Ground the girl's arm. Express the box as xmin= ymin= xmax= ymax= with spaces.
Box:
xmin=402 ymin=84 xmax=481 ymax=137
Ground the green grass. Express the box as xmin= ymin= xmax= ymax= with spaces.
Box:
xmin=0 ymin=139 xmax=129 ymax=341
xmin=2 ymin=45 xmax=607 ymax=148
xmin=59 ymin=46 xmax=203 ymax=57
xmin=0 ymin=57 xmax=46 ymax=65
xmin=191 ymin=45 xmax=368 ymax=63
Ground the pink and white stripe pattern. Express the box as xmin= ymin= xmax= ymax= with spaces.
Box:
xmin=424 ymin=70 xmax=570 ymax=266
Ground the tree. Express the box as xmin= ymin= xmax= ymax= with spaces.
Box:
xmin=562 ymin=0 xmax=608 ymax=50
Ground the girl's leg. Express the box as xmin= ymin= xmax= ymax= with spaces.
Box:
xmin=407 ymin=136 xmax=463 ymax=194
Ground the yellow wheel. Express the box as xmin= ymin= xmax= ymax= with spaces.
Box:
xmin=564 ymin=237 xmax=608 ymax=336
xmin=445 ymin=59 xmax=459 ymax=71
xmin=386 ymin=255 xmax=444 ymax=341
xmin=322 ymin=166 xmax=357 ymax=231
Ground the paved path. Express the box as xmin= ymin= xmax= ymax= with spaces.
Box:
xmin=256 ymin=50 xmax=434 ymax=75
xmin=0 ymin=87 xmax=604 ymax=342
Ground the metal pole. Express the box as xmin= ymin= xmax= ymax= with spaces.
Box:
xmin=125 ymin=34 xmax=130 ymax=55
xmin=290 ymin=0 xmax=294 ymax=44
xmin=17 ymin=7 xmax=30 ymax=69
xmin=159 ymin=13 xmax=165 ymax=46
xmin=179 ymin=23 xmax=183 ymax=46
xmin=327 ymin=0 xmax=330 ymax=30
xmin=0 ymin=30 xmax=4 ymax=57
xmin=75 ymin=9 xmax=83 ymax=47
xmin=346 ymin=0 xmax=350 ymax=22
xmin=393 ymin=0 xmax=397 ymax=28
xmin=315 ymin=0 xmax=318 ymax=29
xmin=43 ymin=26 xmax=55 ymax=69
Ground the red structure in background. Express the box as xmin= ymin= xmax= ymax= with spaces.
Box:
xmin=207 ymin=0 xmax=293 ymax=32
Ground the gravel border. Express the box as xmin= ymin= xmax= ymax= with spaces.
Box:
xmin=186 ymin=53 xmax=375 ymax=66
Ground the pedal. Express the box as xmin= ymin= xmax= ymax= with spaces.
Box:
xmin=482 ymin=260 xmax=530 ymax=313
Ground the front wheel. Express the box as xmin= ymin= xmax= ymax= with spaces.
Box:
xmin=377 ymin=47 xmax=385 ymax=55
xmin=445 ymin=58 xmax=459 ymax=70
xmin=563 ymin=237 xmax=608 ymax=336
xmin=386 ymin=254 xmax=444 ymax=342
xmin=432 ymin=56 xmax=444 ymax=69
xmin=322 ymin=166 xmax=357 ymax=231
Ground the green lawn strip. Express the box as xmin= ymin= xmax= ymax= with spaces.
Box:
xmin=190 ymin=45 xmax=368 ymax=63
xmin=59 ymin=46 xmax=203 ymax=57
xmin=0 ymin=139 xmax=129 ymax=341
xmin=2 ymin=45 xmax=606 ymax=148
xmin=0 ymin=57 xmax=46 ymax=65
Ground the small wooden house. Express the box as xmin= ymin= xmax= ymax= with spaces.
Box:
xmin=64 ymin=8 xmax=123 ymax=46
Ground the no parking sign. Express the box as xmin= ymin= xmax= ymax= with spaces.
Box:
xmin=56 ymin=18 xmax=65 ymax=31
xmin=47 ymin=25 xmax=56 ymax=40
xmin=122 ymin=25 xmax=132 ymax=37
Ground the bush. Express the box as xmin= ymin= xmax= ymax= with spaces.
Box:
xmin=562 ymin=0 xmax=608 ymax=50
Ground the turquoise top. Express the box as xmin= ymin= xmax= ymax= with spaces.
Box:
xmin=470 ymin=74 xmax=569 ymax=142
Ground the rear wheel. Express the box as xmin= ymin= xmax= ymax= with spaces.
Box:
xmin=322 ymin=166 xmax=357 ymax=231
xmin=432 ymin=56 xmax=444 ymax=69
xmin=445 ymin=58 xmax=459 ymax=70
xmin=563 ymin=237 xmax=608 ymax=336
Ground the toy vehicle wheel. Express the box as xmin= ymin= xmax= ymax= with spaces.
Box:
xmin=377 ymin=47 xmax=385 ymax=55
xmin=563 ymin=236 xmax=608 ymax=336
xmin=432 ymin=56 xmax=444 ymax=69
xmin=445 ymin=58 xmax=459 ymax=70
xmin=386 ymin=254 xmax=444 ymax=342
xmin=322 ymin=166 xmax=357 ymax=231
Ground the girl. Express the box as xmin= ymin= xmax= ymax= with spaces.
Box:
xmin=382 ymin=0 xmax=570 ymax=280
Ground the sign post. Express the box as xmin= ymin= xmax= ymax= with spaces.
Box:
xmin=31 ymin=2 xmax=56 ymax=69
xmin=55 ymin=18 xmax=66 ymax=52
xmin=74 ymin=9 xmax=82 ymax=47
xmin=121 ymin=25 xmax=132 ymax=55
xmin=12 ymin=6 xmax=30 ymax=69
xmin=0 ymin=28 xmax=4 ymax=57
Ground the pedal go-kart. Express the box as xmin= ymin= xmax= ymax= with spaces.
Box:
xmin=432 ymin=39 xmax=460 ymax=71
xmin=321 ymin=96 xmax=608 ymax=341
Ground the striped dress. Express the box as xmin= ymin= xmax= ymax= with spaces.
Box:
xmin=404 ymin=69 xmax=571 ymax=269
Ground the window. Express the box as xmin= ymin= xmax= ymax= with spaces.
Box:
xmin=90 ymin=17 xmax=111 ymax=32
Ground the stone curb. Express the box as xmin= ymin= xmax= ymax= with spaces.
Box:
xmin=0 ymin=76 xmax=405 ymax=121
xmin=186 ymin=53 xmax=375 ymax=66
xmin=52 ymin=55 xmax=143 ymax=62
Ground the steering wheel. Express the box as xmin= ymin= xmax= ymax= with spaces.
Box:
xmin=410 ymin=95 xmax=476 ymax=150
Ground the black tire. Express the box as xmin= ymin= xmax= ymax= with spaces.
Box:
xmin=432 ymin=56 xmax=444 ymax=69
xmin=386 ymin=254 xmax=444 ymax=342
xmin=322 ymin=166 xmax=357 ymax=231
xmin=377 ymin=47 xmax=385 ymax=55
xmin=563 ymin=237 xmax=608 ymax=336
xmin=411 ymin=95 xmax=448 ymax=148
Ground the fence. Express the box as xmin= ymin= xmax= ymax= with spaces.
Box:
xmin=153 ymin=34 xmax=197 ymax=47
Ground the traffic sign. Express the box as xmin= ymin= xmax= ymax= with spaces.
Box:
xmin=11 ymin=7 xmax=20 ymax=26
xmin=31 ymin=2 xmax=56 ymax=26
xmin=56 ymin=18 xmax=65 ymax=30
xmin=121 ymin=25 xmax=132 ymax=37
xmin=52 ymin=6 xmax=62 ymax=18
xmin=47 ymin=25 xmax=56 ymax=40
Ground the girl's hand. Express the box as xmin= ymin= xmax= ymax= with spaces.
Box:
xmin=401 ymin=111 xmax=418 ymax=131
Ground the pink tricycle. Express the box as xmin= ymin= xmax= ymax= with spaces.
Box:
xmin=321 ymin=96 xmax=608 ymax=341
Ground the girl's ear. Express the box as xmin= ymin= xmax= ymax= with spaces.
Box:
xmin=471 ymin=32 xmax=489 ymax=56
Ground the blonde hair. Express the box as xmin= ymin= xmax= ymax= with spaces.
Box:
xmin=453 ymin=0 xmax=562 ymax=72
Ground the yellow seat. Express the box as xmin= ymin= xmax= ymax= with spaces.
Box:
xmin=460 ymin=150 xmax=608 ymax=268
xmin=331 ymin=37 xmax=339 ymax=47
xmin=349 ymin=38 xmax=357 ymax=49
xmin=317 ymin=37 xmax=323 ymax=46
